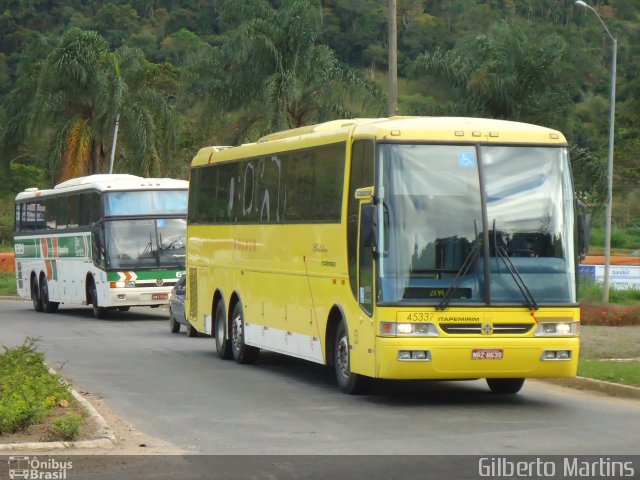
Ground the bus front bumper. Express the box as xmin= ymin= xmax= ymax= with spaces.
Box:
xmin=374 ymin=336 xmax=579 ymax=380
xmin=106 ymin=287 xmax=172 ymax=307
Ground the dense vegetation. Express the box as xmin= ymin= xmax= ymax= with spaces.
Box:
xmin=0 ymin=0 xmax=639 ymax=245
xmin=0 ymin=338 xmax=76 ymax=435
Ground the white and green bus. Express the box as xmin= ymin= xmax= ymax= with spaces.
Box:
xmin=14 ymin=174 xmax=188 ymax=318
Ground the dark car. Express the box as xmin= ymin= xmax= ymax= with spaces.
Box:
xmin=169 ymin=275 xmax=199 ymax=337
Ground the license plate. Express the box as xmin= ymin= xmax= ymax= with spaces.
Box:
xmin=472 ymin=349 xmax=503 ymax=360
xmin=152 ymin=293 xmax=168 ymax=300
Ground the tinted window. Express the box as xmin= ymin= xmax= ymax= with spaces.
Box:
xmin=189 ymin=142 xmax=346 ymax=224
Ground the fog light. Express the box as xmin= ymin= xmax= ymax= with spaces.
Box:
xmin=398 ymin=350 xmax=431 ymax=361
xmin=541 ymin=350 xmax=572 ymax=361
xmin=117 ymin=294 xmax=126 ymax=300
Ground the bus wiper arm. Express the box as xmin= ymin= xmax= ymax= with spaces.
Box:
xmin=493 ymin=229 xmax=538 ymax=311
xmin=436 ymin=243 xmax=480 ymax=311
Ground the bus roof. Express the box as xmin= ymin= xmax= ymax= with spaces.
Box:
xmin=15 ymin=174 xmax=188 ymax=201
xmin=191 ymin=116 xmax=568 ymax=167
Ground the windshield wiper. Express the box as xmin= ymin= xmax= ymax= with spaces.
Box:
xmin=492 ymin=222 xmax=538 ymax=311
xmin=436 ymin=243 xmax=480 ymax=310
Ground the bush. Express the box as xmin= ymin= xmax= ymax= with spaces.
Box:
xmin=0 ymin=338 xmax=73 ymax=434
xmin=580 ymin=303 xmax=640 ymax=326
xmin=50 ymin=413 xmax=82 ymax=441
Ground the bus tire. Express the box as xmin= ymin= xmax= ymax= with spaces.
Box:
xmin=31 ymin=275 xmax=43 ymax=312
xmin=334 ymin=320 xmax=370 ymax=395
xmin=230 ymin=302 xmax=259 ymax=364
xmin=214 ymin=302 xmax=233 ymax=360
xmin=40 ymin=276 xmax=59 ymax=313
xmin=89 ymin=281 xmax=109 ymax=319
xmin=486 ymin=378 xmax=525 ymax=394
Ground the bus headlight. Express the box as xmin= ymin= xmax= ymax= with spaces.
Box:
xmin=109 ymin=281 xmax=136 ymax=289
xmin=534 ymin=322 xmax=578 ymax=337
xmin=380 ymin=322 xmax=440 ymax=337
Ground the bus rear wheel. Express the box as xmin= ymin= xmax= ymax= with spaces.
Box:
xmin=487 ymin=378 xmax=525 ymax=394
xmin=214 ymin=302 xmax=232 ymax=359
xmin=230 ymin=302 xmax=259 ymax=364
xmin=31 ymin=276 xmax=43 ymax=312
xmin=40 ymin=276 xmax=59 ymax=313
xmin=334 ymin=320 xmax=370 ymax=395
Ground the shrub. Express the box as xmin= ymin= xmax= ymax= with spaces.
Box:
xmin=0 ymin=338 xmax=73 ymax=434
xmin=50 ymin=413 xmax=82 ymax=441
xmin=580 ymin=303 xmax=640 ymax=326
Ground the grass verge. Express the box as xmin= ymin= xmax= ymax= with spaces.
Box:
xmin=577 ymin=360 xmax=640 ymax=387
xmin=0 ymin=270 xmax=15 ymax=296
xmin=0 ymin=338 xmax=85 ymax=441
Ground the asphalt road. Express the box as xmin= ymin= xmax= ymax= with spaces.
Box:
xmin=1 ymin=298 xmax=639 ymax=457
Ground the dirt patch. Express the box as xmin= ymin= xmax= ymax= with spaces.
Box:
xmin=580 ymin=325 xmax=640 ymax=360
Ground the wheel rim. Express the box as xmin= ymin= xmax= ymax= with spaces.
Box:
xmin=336 ymin=332 xmax=350 ymax=380
xmin=231 ymin=314 xmax=242 ymax=355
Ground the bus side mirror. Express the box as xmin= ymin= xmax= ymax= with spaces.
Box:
xmin=577 ymin=212 xmax=591 ymax=260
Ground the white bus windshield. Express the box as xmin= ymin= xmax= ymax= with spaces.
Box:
xmin=105 ymin=190 xmax=188 ymax=216
xmin=103 ymin=218 xmax=186 ymax=270
xmin=377 ymin=144 xmax=576 ymax=306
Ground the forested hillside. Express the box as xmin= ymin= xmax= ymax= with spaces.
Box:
xmin=0 ymin=0 xmax=638 ymax=238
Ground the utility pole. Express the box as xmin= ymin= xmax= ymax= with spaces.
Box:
xmin=108 ymin=113 xmax=120 ymax=175
xmin=388 ymin=0 xmax=397 ymax=117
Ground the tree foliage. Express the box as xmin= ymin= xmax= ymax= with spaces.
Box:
xmin=0 ymin=0 xmax=637 ymax=228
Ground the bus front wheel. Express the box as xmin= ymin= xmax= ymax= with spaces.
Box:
xmin=31 ymin=276 xmax=43 ymax=312
xmin=230 ymin=302 xmax=259 ymax=364
xmin=487 ymin=378 xmax=525 ymax=394
xmin=40 ymin=276 xmax=59 ymax=313
xmin=89 ymin=282 xmax=109 ymax=319
xmin=334 ymin=320 xmax=370 ymax=395
xmin=214 ymin=302 xmax=233 ymax=359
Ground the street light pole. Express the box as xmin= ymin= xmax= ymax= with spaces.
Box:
xmin=575 ymin=0 xmax=617 ymax=303
xmin=388 ymin=0 xmax=397 ymax=117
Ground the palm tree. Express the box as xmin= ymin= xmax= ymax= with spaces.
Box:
xmin=410 ymin=20 xmax=571 ymax=128
xmin=28 ymin=28 xmax=179 ymax=182
xmin=187 ymin=0 xmax=384 ymax=143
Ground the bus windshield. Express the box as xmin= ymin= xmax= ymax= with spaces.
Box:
xmin=377 ymin=144 xmax=576 ymax=306
xmin=104 ymin=190 xmax=188 ymax=216
xmin=104 ymin=218 xmax=186 ymax=270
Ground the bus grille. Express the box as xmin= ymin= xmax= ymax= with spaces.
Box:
xmin=439 ymin=323 xmax=534 ymax=334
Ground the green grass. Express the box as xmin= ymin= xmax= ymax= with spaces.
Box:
xmin=578 ymin=360 xmax=640 ymax=387
xmin=590 ymin=226 xmax=640 ymax=251
xmin=579 ymin=279 xmax=640 ymax=306
xmin=0 ymin=270 xmax=16 ymax=296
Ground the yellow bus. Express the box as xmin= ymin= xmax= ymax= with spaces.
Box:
xmin=187 ymin=117 xmax=583 ymax=394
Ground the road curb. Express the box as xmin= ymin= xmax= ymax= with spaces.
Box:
xmin=0 ymin=376 xmax=116 ymax=452
xmin=540 ymin=376 xmax=640 ymax=400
